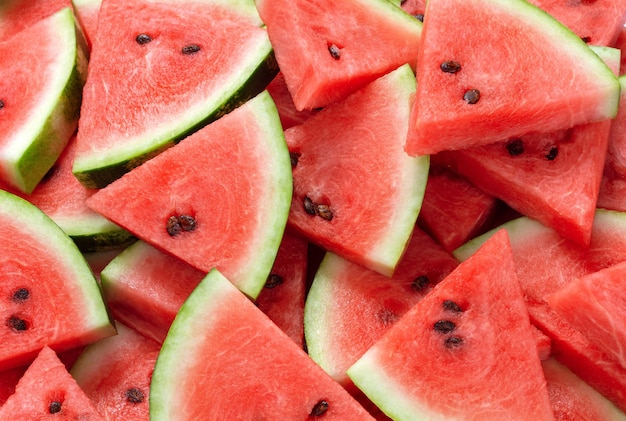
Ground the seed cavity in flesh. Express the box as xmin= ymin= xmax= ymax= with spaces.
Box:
xmin=290 ymin=152 xmax=301 ymax=168
xmin=316 ymin=204 xmax=333 ymax=221
xmin=303 ymin=196 xmax=333 ymax=221
xmin=411 ymin=275 xmax=430 ymax=292
xmin=442 ymin=300 xmax=462 ymax=313
xmin=7 ymin=316 xmax=29 ymax=332
xmin=440 ymin=60 xmax=461 ymax=74
xmin=265 ymin=274 xmax=283 ymax=289
xmin=49 ymin=400 xmax=62 ymax=414
xmin=11 ymin=287 xmax=29 ymax=303
xmin=328 ymin=43 xmax=341 ymax=60
xmin=506 ymin=138 xmax=524 ymax=156
xmin=463 ymin=89 xmax=481 ymax=104
xmin=135 ymin=33 xmax=152 ymax=45
xmin=445 ymin=336 xmax=464 ymax=348
xmin=0 ymin=99 xmax=4 ymax=109
xmin=182 ymin=44 xmax=201 ymax=55
xmin=166 ymin=214 xmax=197 ymax=236
xmin=125 ymin=388 xmax=145 ymax=404
xmin=433 ymin=319 xmax=456 ymax=334
xmin=310 ymin=400 xmax=329 ymax=417
xmin=545 ymin=146 xmax=558 ymax=161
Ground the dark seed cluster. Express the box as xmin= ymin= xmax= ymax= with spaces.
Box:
xmin=411 ymin=275 xmax=430 ymax=292
xmin=48 ymin=400 xmax=62 ymax=414
xmin=11 ymin=287 xmax=30 ymax=303
xmin=7 ymin=316 xmax=29 ymax=332
xmin=433 ymin=300 xmax=465 ymax=349
xmin=265 ymin=273 xmax=283 ymax=289
xmin=440 ymin=59 xmax=482 ymax=104
xmin=166 ymin=214 xmax=197 ymax=236
xmin=125 ymin=387 xmax=145 ymax=404
xmin=310 ymin=399 xmax=329 ymax=417
xmin=506 ymin=138 xmax=524 ymax=156
xmin=303 ymin=196 xmax=334 ymax=221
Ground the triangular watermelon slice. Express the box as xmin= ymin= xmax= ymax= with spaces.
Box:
xmin=405 ymin=0 xmax=620 ymax=156
xmin=256 ymin=0 xmax=422 ymax=111
xmin=149 ymin=269 xmax=375 ymax=420
xmin=86 ymin=91 xmax=292 ymax=299
xmin=347 ymin=229 xmax=555 ymax=420
xmin=0 ymin=346 xmax=104 ymax=419
xmin=72 ymin=0 xmax=277 ymax=188
xmin=285 ymin=64 xmax=430 ymax=277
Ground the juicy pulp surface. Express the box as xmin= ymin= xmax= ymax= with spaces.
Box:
xmin=0 ymin=0 xmax=70 ymax=41
xmin=150 ymin=269 xmax=375 ymax=420
xmin=348 ymin=230 xmax=554 ymax=420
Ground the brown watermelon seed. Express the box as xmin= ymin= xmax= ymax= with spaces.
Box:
xmin=303 ymin=196 xmax=317 ymax=215
xmin=433 ymin=320 xmax=456 ymax=334
xmin=182 ymin=44 xmax=201 ymax=55
xmin=442 ymin=300 xmax=462 ymax=313
xmin=0 ymin=99 xmax=4 ymax=109
xmin=125 ymin=388 xmax=145 ymax=404
xmin=166 ymin=215 xmax=182 ymax=236
xmin=506 ymin=138 xmax=524 ymax=156
xmin=411 ymin=275 xmax=430 ymax=291
xmin=7 ymin=316 xmax=29 ymax=332
xmin=178 ymin=215 xmax=197 ymax=232
xmin=265 ymin=274 xmax=283 ymax=289
xmin=545 ymin=147 xmax=558 ymax=161
xmin=445 ymin=336 xmax=464 ymax=348
xmin=310 ymin=400 xmax=329 ymax=417
xmin=440 ymin=60 xmax=461 ymax=73
xmin=290 ymin=152 xmax=301 ymax=168
xmin=135 ymin=33 xmax=152 ymax=45
xmin=49 ymin=400 xmax=62 ymax=414
xmin=463 ymin=89 xmax=480 ymax=104
xmin=11 ymin=288 xmax=29 ymax=302
xmin=328 ymin=43 xmax=341 ymax=60
xmin=316 ymin=204 xmax=333 ymax=221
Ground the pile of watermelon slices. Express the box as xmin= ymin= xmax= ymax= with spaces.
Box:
xmin=2 ymin=0 xmax=626 ymax=418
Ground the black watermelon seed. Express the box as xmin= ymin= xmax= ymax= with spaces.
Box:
xmin=182 ymin=44 xmax=201 ymax=55
xmin=463 ymin=89 xmax=481 ymax=104
xmin=290 ymin=152 xmax=301 ymax=168
xmin=178 ymin=215 xmax=197 ymax=232
xmin=265 ymin=274 xmax=283 ymax=289
xmin=11 ymin=288 xmax=30 ymax=302
xmin=310 ymin=400 xmax=329 ymax=417
xmin=414 ymin=13 xmax=424 ymax=22
xmin=0 ymin=99 xmax=4 ymax=109
xmin=442 ymin=300 xmax=462 ymax=313
xmin=125 ymin=388 xmax=145 ymax=404
xmin=445 ymin=336 xmax=464 ymax=348
xmin=545 ymin=147 xmax=558 ymax=161
xmin=135 ymin=33 xmax=152 ymax=45
xmin=316 ymin=204 xmax=333 ymax=221
xmin=7 ymin=316 xmax=29 ymax=332
xmin=433 ymin=320 xmax=456 ymax=334
xmin=440 ymin=60 xmax=461 ymax=74
xmin=303 ymin=196 xmax=317 ymax=215
xmin=328 ymin=43 xmax=341 ymax=60
xmin=166 ymin=215 xmax=182 ymax=236
xmin=411 ymin=275 xmax=430 ymax=291
xmin=506 ymin=138 xmax=525 ymax=156
xmin=49 ymin=400 xmax=62 ymax=414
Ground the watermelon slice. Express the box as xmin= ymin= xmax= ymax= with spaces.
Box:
xmin=347 ymin=229 xmax=555 ymax=420
xmin=0 ymin=346 xmax=103 ymax=419
xmin=72 ymin=323 xmax=161 ymax=420
xmin=72 ymin=0 xmax=277 ymax=188
xmin=87 ymin=91 xmax=292 ymax=299
xmin=0 ymin=189 xmax=115 ymax=370
xmin=0 ymin=6 xmax=87 ymax=193
xmin=149 ymin=269 xmax=375 ymax=420
xmin=256 ymin=0 xmax=422 ymax=111
xmin=405 ymin=0 xmax=620 ymax=156
xmin=285 ymin=64 xmax=430 ymax=277
xmin=547 ymin=260 xmax=626 ymax=369
xmin=0 ymin=0 xmax=71 ymax=41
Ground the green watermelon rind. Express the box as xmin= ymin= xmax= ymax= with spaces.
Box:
xmin=149 ymin=269 xmax=231 ymax=420
xmin=0 ymin=190 xmax=115 ymax=357
xmin=0 ymin=7 xmax=87 ymax=194
xmin=72 ymin=33 xmax=279 ymax=189
xmin=51 ymin=210 xmax=136 ymax=252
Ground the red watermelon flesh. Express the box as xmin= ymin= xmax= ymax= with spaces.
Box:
xmin=543 ymin=357 xmax=626 ymax=420
xmin=71 ymin=0 xmax=102 ymax=51
xmin=547 ymin=260 xmax=626 ymax=369
xmin=150 ymin=269 xmax=375 ymax=420
xmin=405 ymin=0 xmax=620 ymax=156
xmin=417 ymin=165 xmax=499 ymax=252
xmin=86 ymin=91 xmax=292 ymax=299
xmin=528 ymin=0 xmax=626 ymax=46
xmin=256 ymin=0 xmax=422 ymax=110
xmin=0 ymin=346 xmax=103 ymax=419
xmin=71 ymin=323 xmax=160 ymax=420
xmin=400 ymin=0 xmax=426 ymax=16
xmin=285 ymin=64 xmax=429 ymax=277
xmin=0 ymin=0 xmax=71 ymax=41
xmin=266 ymin=72 xmax=318 ymax=129
xmin=347 ymin=229 xmax=555 ymax=420
xmin=454 ymin=210 xmax=626 ymax=411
